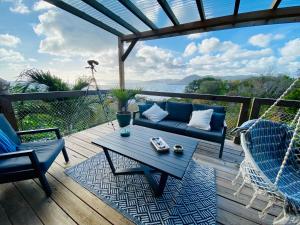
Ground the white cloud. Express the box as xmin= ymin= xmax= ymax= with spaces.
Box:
xmin=183 ymin=42 xmax=197 ymax=57
xmin=186 ymin=33 xmax=206 ymax=40
xmin=33 ymin=1 xmax=54 ymax=11
xmin=188 ymin=38 xmax=278 ymax=76
xmin=280 ymin=38 xmax=300 ymax=60
xmin=0 ymin=48 xmax=25 ymax=62
xmin=7 ymin=0 xmax=30 ymax=14
xmin=0 ymin=34 xmax=21 ymax=48
xmin=33 ymin=9 xmax=117 ymax=58
xmin=198 ymin=37 xmax=220 ymax=54
xmin=248 ymin=33 xmax=285 ymax=47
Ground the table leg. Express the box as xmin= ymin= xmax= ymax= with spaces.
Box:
xmin=103 ymin=147 xmax=116 ymax=174
xmin=103 ymin=147 xmax=169 ymax=196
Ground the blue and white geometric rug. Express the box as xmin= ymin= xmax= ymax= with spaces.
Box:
xmin=65 ymin=152 xmax=217 ymax=225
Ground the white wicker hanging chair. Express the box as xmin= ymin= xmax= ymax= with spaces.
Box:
xmin=233 ymin=77 xmax=300 ymax=225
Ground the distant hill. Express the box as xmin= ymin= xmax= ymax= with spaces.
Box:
xmin=141 ymin=74 xmax=254 ymax=85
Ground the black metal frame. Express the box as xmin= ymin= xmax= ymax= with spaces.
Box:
xmin=103 ymin=147 xmax=168 ymax=197
xmin=133 ymin=111 xmax=227 ymax=159
xmin=0 ymin=128 xmax=69 ymax=196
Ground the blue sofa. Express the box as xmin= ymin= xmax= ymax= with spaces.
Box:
xmin=133 ymin=101 xmax=227 ymax=158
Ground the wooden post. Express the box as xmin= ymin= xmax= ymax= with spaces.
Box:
xmin=249 ymin=98 xmax=262 ymax=119
xmin=233 ymin=98 xmax=252 ymax=144
xmin=0 ymin=95 xmax=18 ymax=130
xmin=118 ymin=37 xmax=125 ymax=90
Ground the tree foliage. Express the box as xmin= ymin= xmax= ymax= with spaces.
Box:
xmin=185 ymin=75 xmax=297 ymax=99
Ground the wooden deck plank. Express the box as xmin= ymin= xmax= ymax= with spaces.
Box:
xmin=0 ymin=122 xmax=282 ymax=225
xmin=0 ymin=183 xmax=43 ymax=225
xmin=33 ymin=173 xmax=112 ymax=225
xmin=0 ymin=204 xmax=12 ymax=225
xmin=14 ymin=180 xmax=77 ymax=225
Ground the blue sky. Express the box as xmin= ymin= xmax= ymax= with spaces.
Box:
xmin=0 ymin=0 xmax=300 ymax=85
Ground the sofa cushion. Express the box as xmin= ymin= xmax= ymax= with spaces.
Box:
xmin=0 ymin=139 xmax=64 ymax=173
xmin=166 ymin=102 xmax=192 ymax=122
xmin=193 ymin=104 xmax=225 ymax=114
xmin=211 ymin=113 xmax=225 ymax=131
xmin=138 ymin=104 xmax=152 ymax=118
xmin=185 ymin=127 xmax=223 ymax=142
xmin=146 ymin=101 xmax=166 ymax=110
xmin=133 ymin=117 xmax=158 ymax=129
xmin=0 ymin=129 xmax=17 ymax=153
xmin=156 ymin=120 xmax=187 ymax=135
xmin=188 ymin=109 xmax=213 ymax=130
xmin=142 ymin=103 xmax=168 ymax=122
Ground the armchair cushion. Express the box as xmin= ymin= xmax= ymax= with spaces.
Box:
xmin=210 ymin=113 xmax=226 ymax=131
xmin=0 ymin=139 xmax=64 ymax=173
xmin=0 ymin=129 xmax=17 ymax=153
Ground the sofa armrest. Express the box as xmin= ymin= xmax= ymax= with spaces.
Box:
xmin=133 ymin=111 xmax=140 ymax=120
xmin=17 ymin=128 xmax=62 ymax=139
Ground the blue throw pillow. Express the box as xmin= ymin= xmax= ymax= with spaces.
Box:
xmin=210 ymin=113 xmax=226 ymax=131
xmin=0 ymin=129 xmax=17 ymax=153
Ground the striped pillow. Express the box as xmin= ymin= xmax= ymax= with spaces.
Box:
xmin=0 ymin=129 xmax=17 ymax=153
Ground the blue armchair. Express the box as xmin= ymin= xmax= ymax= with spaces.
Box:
xmin=0 ymin=114 xmax=69 ymax=196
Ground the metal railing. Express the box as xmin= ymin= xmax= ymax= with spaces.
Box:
xmin=1 ymin=90 xmax=299 ymax=144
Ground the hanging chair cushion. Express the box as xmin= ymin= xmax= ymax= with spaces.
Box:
xmin=244 ymin=119 xmax=300 ymax=213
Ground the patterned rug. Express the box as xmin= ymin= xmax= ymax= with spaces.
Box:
xmin=65 ymin=152 xmax=216 ymax=225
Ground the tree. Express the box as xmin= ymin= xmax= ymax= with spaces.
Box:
xmin=185 ymin=77 xmax=226 ymax=94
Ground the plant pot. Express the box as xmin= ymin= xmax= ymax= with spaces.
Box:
xmin=116 ymin=111 xmax=131 ymax=128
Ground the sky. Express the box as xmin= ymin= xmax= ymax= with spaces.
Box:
xmin=0 ymin=0 xmax=300 ymax=86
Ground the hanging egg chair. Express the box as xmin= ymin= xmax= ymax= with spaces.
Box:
xmin=233 ymin=77 xmax=300 ymax=225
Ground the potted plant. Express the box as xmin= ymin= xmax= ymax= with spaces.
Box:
xmin=111 ymin=88 xmax=141 ymax=127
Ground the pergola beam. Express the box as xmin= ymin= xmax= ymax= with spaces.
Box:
xmin=195 ymin=0 xmax=206 ymax=21
xmin=118 ymin=38 xmax=125 ymax=89
xmin=234 ymin=0 xmax=241 ymax=15
xmin=44 ymin=0 xmax=123 ymax=36
xmin=121 ymin=6 xmax=300 ymax=42
xmin=118 ymin=0 xmax=158 ymax=30
xmin=121 ymin=39 xmax=138 ymax=61
xmin=157 ymin=0 xmax=180 ymax=26
xmin=271 ymin=0 xmax=282 ymax=10
xmin=82 ymin=0 xmax=139 ymax=34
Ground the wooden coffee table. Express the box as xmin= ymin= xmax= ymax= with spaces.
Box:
xmin=92 ymin=125 xmax=198 ymax=196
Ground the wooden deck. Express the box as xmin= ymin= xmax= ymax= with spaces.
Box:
xmin=0 ymin=122 xmax=283 ymax=225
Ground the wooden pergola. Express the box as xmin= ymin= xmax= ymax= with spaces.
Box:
xmin=44 ymin=0 xmax=300 ymax=88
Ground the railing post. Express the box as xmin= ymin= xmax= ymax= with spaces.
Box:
xmin=249 ymin=98 xmax=261 ymax=119
xmin=234 ymin=98 xmax=252 ymax=144
xmin=0 ymin=95 xmax=18 ymax=130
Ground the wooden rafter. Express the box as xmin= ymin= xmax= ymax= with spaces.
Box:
xmin=82 ymin=0 xmax=139 ymax=34
xmin=121 ymin=6 xmax=300 ymax=42
xmin=234 ymin=0 xmax=241 ymax=15
xmin=157 ymin=0 xmax=180 ymax=26
xmin=118 ymin=0 xmax=158 ymax=30
xmin=44 ymin=0 xmax=123 ymax=36
xmin=195 ymin=0 xmax=206 ymax=21
xmin=271 ymin=0 xmax=282 ymax=10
